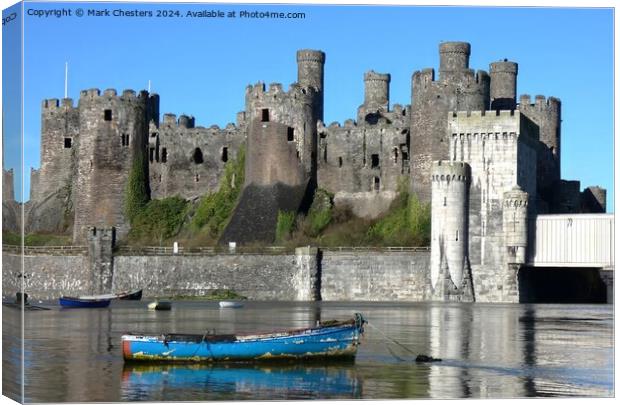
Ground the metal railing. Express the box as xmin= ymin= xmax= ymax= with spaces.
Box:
xmin=3 ymin=244 xmax=430 ymax=256
xmin=2 ymin=245 xmax=88 ymax=255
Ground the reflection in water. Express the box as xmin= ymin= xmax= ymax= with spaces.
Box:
xmin=121 ymin=363 xmax=362 ymax=401
xmin=1 ymin=301 xmax=614 ymax=401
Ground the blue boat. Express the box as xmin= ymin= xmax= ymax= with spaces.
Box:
xmin=122 ymin=313 xmax=366 ymax=362
xmin=59 ymin=296 xmax=111 ymax=308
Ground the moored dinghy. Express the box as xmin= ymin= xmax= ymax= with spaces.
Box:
xmin=122 ymin=313 xmax=366 ymax=362
xmin=59 ymin=295 xmax=112 ymax=308
xmin=219 ymin=301 xmax=244 ymax=309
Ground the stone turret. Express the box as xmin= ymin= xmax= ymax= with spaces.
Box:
xmin=490 ymin=60 xmax=518 ymax=110
xmin=357 ymin=70 xmax=390 ymax=122
xmin=503 ymin=186 xmax=529 ymax=264
xmin=296 ymin=49 xmax=325 ymax=121
xmin=430 ymin=160 xmax=474 ymax=301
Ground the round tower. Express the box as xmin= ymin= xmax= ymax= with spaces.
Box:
xmin=430 ymin=160 xmax=471 ymax=290
xmin=363 ymin=70 xmax=390 ymax=111
xmin=296 ymin=49 xmax=325 ymax=120
xmin=439 ymin=42 xmax=471 ymax=80
xmin=490 ymin=60 xmax=518 ymax=110
xmin=73 ymin=88 xmax=150 ymax=243
xmin=502 ymin=186 xmax=529 ymax=264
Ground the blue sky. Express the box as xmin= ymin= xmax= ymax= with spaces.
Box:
xmin=3 ymin=2 xmax=615 ymax=210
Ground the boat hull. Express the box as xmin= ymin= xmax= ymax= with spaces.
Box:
xmin=118 ymin=289 xmax=143 ymax=300
xmin=59 ymin=296 xmax=111 ymax=308
xmin=122 ymin=315 xmax=365 ymax=362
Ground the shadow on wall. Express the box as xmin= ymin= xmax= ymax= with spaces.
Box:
xmin=518 ymin=267 xmax=607 ymax=303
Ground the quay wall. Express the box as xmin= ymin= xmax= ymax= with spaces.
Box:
xmin=2 ymin=249 xmax=432 ymax=301
xmin=321 ymin=251 xmax=431 ymax=301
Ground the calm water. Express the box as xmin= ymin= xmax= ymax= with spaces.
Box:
xmin=2 ymin=300 xmax=614 ymax=402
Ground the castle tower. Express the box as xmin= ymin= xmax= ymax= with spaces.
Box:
xmin=410 ymin=42 xmax=490 ymax=202
xmin=490 ymin=60 xmax=518 ymax=110
xmin=430 ymin=160 xmax=473 ymax=301
xmin=519 ymin=94 xmax=561 ymax=207
xmin=296 ymin=49 xmax=325 ymax=121
xmin=581 ymin=186 xmax=607 ymax=213
xmin=72 ymin=89 xmax=158 ymax=243
xmin=439 ymin=42 xmax=471 ymax=80
xmin=33 ymin=98 xmax=80 ymax=202
xmin=357 ymin=71 xmax=390 ymax=122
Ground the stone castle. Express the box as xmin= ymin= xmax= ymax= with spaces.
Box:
xmin=2 ymin=41 xmax=608 ymax=302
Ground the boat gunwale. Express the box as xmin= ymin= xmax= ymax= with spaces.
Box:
xmin=122 ymin=318 xmax=363 ymax=344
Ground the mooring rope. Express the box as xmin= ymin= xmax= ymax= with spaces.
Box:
xmin=366 ymin=321 xmax=418 ymax=360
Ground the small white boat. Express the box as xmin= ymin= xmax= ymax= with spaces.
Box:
xmin=148 ymin=300 xmax=172 ymax=311
xmin=219 ymin=301 xmax=244 ymax=309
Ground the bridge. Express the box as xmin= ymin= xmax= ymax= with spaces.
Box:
xmin=525 ymin=213 xmax=614 ymax=303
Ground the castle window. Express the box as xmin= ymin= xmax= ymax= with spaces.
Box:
xmin=287 ymin=127 xmax=294 ymax=142
xmin=104 ymin=109 xmax=112 ymax=121
xmin=161 ymin=148 xmax=167 ymax=163
xmin=456 ymin=230 xmax=459 ymax=241
xmin=371 ymin=154 xmax=380 ymax=169
xmin=393 ymin=148 xmax=398 ymax=163
xmin=323 ymin=146 xmax=327 ymax=163
xmin=444 ymin=197 xmax=447 ymax=206
xmin=64 ymin=138 xmax=72 ymax=148
xmin=149 ymin=148 xmax=155 ymax=162
xmin=192 ymin=148 xmax=204 ymax=164
xmin=121 ymin=134 xmax=130 ymax=146
xmin=338 ymin=157 xmax=343 ymax=168
xmin=374 ymin=176 xmax=380 ymax=191
xmin=194 ymin=174 xmax=200 ymax=182
xmin=261 ymin=109 xmax=270 ymax=122
xmin=222 ymin=147 xmax=228 ymax=162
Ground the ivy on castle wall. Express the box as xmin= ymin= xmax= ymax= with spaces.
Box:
xmin=191 ymin=146 xmax=246 ymax=238
xmin=124 ymin=150 xmax=149 ymax=223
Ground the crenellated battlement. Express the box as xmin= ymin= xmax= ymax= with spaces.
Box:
xmin=503 ymin=185 xmax=529 ymax=208
xmin=246 ymin=81 xmax=317 ymax=103
xmin=364 ymin=70 xmax=390 ymax=82
xmin=450 ymin=110 xmax=518 ymax=119
xmin=490 ymin=60 xmax=518 ymax=74
xmin=42 ymin=98 xmax=76 ymax=110
xmin=78 ymin=88 xmax=150 ymax=104
xmin=431 ymin=160 xmax=471 ymax=183
xmin=519 ymin=94 xmax=561 ymax=110
xmin=296 ymin=49 xmax=325 ymax=64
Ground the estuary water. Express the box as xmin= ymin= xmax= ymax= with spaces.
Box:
xmin=2 ymin=300 xmax=614 ymax=402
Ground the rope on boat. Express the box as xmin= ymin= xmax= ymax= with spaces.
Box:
xmin=366 ymin=321 xmax=441 ymax=363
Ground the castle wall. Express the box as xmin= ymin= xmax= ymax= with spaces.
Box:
xmin=317 ymin=106 xmax=409 ymax=218
xmin=410 ymin=42 xmax=490 ymax=202
xmin=72 ymin=89 xmax=153 ymax=243
xmin=149 ymin=115 xmax=244 ymax=200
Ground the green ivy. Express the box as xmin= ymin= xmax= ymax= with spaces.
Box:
xmin=124 ymin=151 xmax=149 ymax=223
xmin=191 ymin=146 xmax=245 ymax=237
xmin=128 ymin=196 xmax=189 ymax=243
xmin=275 ymin=211 xmax=296 ymax=243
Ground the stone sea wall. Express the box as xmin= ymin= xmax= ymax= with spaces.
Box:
xmin=1 ymin=249 xmax=431 ymax=301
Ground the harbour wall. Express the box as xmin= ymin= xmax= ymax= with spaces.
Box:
xmin=1 ymin=247 xmax=431 ymax=301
